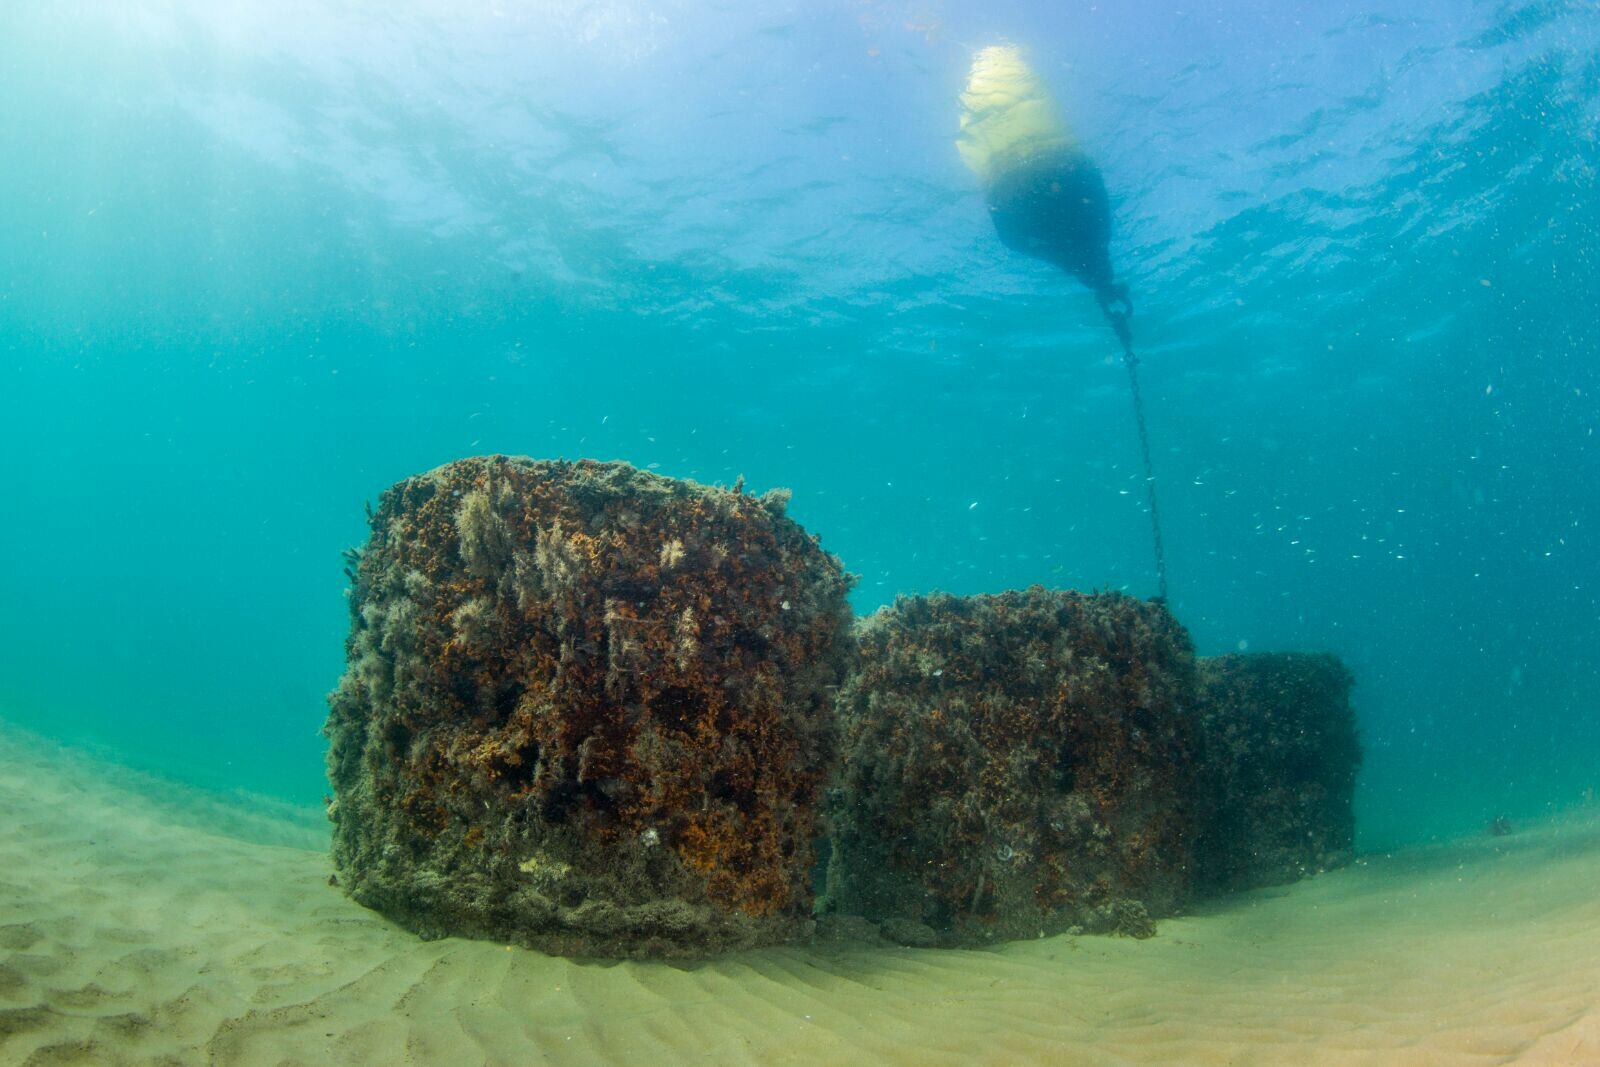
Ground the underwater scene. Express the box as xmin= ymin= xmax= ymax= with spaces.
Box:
xmin=3 ymin=1 xmax=1599 ymax=1063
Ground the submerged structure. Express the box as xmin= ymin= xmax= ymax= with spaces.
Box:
xmin=1192 ymin=653 xmax=1362 ymax=893
xmin=324 ymin=456 xmax=1363 ymax=957
xmin=824 ymin=588 xmax=1199 ymax=945
xmin=325 ymin=456 xmax=853 ymax=958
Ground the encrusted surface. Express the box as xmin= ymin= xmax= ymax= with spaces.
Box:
xmin=1193 ymin=653 xmax=1361 ymax=894
xmin=824 ymin=588 xmax=1199 ymax=945
xmin=325 ymin=456 xmax=853 ymax=958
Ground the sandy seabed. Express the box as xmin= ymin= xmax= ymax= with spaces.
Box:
xmin=1 ymin=723 xmax=1598 ymax=1067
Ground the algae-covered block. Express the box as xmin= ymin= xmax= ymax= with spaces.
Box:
xmin=1193 ymin=653 xmax=1361 ymax=894
xmin=824 ymin=588 xmax=1199 ymax=945
xmin=325 ymin=457 xmax=853 ymax=958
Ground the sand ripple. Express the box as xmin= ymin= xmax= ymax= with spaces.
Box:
xmin=1 ymin=724 xmax=1597 ymax=1065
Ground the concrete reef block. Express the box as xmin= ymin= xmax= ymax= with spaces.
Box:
xmin=824 ymin=588 xmax=1199 ymax=945
xmin=325 ymin=456 xmax=853 ymax=958
xmin=1192 ymin=653 xmax=1361 ymax=894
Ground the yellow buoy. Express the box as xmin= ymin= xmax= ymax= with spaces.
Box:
xmin=956 ymin=45 xmax=1168 ymax=602
xmin=956 ymin=44 xmax=1123 ymax=306
xmin=956 ymin=44 xmax=1076 ymax=187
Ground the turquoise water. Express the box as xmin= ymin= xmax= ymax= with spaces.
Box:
xmin=2 ymin=1 xmax=1596 ymax=851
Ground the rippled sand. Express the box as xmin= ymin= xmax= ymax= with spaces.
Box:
xmin=2 ymin=723 xmax=1597 ymax=1066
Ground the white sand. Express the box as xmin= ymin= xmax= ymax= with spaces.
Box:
xmin=2 ymin=723 xmax=1598 ymax=1066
